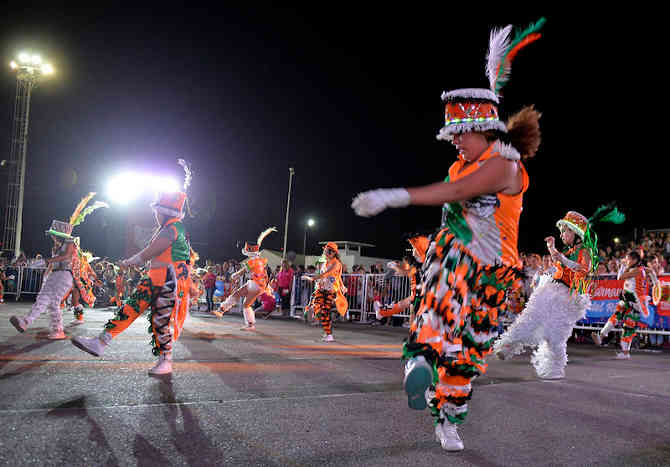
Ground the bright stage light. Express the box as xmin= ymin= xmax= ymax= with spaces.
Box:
xmin=41 ymin=63 xmax=54 ymax=75
xmin=106 ymin=173 xmax=180 ymax=204
xmin=307 ymin=218 xmax=315 ymax=227
xmin=9 ymin=61 xmax=17 ymax=69
xmin=106 ymin=173 xmax=142 ymax=204
xmin=150 ymin=176 xmax=179 ymax=193
xmin=31 ymin=54 xmax=41 ymax=65
xmin=18 ymin=52 xmax=29 ymax=63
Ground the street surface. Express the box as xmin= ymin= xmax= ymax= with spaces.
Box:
xmin=1 ymin=302 xmax=669 ymax=466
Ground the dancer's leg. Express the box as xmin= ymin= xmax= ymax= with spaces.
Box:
xmin=241 ymin=287 xmax=262 ymax=330
xmin=313 ymin=290 xmax=336 ymax=340
xmin=72 ymin=277 xmax=159 ymax=357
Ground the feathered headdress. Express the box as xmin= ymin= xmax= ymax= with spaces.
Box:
xmin=257 ymin=227 xmax=277 ymax=248
xmin=437 ymin=17 xmax=546 ymax=148
xmin=151 ymin=159 xmax=193 ymax=219
xmin=68 ymin=192 xmax=109 ymax=228
xmin=557 ymin=203 xmax=625 ymax=293
xmin=487 ymin=18 xmax=546 ymax=96
xmin=242 ymin=226 xmax=277 ymax=256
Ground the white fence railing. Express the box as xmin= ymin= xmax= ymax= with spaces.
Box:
xmin=290 ymin=273 xmax=412 ymax=323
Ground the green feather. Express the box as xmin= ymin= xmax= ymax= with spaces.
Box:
xmin=495 ymin=17 xmax=546 ymax=92
xmin=72 ymin=201 xmax=109 ymax=227
xmin=599 ymin=208 xmax=625 ymax=225
xmin=588 ymin=203 xmax=626 ymax=225
xmin=509 ymin=17 xmax=546 ymax=50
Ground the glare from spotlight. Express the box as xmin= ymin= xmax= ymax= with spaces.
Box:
xmin=18 ymin=52 xmax=29 ymax=63
xmin=31 ymin=54 xmax=41 ymax=65
xmin=9 ymin=61 xmax=17 ymax=69
xmin=41 ymin=63 xmax=54 ymax=75
xmin=106 ymin=173 xmax=180 ymax=204
xmin=613 ymin=237 xmax=620 ymax=244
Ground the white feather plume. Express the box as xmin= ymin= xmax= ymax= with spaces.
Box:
xmin=486 ymin=25 xmax=513 ymax=93
xmin=257 ymin=226 xmax=277 ymax=248
xmin=177 ymin=158 xmax=192 ymax=191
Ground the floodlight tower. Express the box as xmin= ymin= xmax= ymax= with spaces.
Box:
xmin=2 ymin=52 xmax=54 ymax=258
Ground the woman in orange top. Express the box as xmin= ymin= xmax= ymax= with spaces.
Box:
xmin=217 ymin=227 xmax=276 ymax=331
xmin=352 ymin=19 xmax=545 ymax=451
xmin=304 ymin=242 xmax=348 ymax=342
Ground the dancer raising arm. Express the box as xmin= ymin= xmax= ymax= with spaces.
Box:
xmin=352 ymin=18 xmax=545 ymax=452
xmin=216 ymin=227 xmax=277 ymax=331
xmin=494 ymin=206 xmax=624 ymax=378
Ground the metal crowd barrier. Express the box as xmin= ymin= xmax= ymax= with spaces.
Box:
xmin=1 ymin=266 xmax=48 ymax=300
xmin=290 ymin=273 xmax=412 ymax=323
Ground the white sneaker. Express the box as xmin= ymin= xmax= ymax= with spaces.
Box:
xmin=72 ymin=334 xmax=110 ymax=357
xmin=436 ymin=421 xmax=464 ymax=451
xmin=148 ymin=353 xmax=172 ymax=375
xmin=321 ymin=334 xmax=334 ymax=342
xmin=592 ymin=332 xmax=603 ymax=346
xmin=48 ymin=330 xmax=67 ymax=340
xmin=538 ymin=371 xmax=564 ymax=380
xmin=9 ymin=316 xmax=27 ymax=333
xmin=615 ymin=352 xmax=631 ymax=360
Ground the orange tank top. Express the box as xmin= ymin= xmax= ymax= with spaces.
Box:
xmin=246 ymin=256 xmax=268 ymax=288
xmin=442 ymin=142 xmax=529 ymax=267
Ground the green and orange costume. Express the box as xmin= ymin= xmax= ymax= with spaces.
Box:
xmin=104 ymin=218 xmax=190 ymax=355
xmin=404 ymin=141 xmax=527 ymax=426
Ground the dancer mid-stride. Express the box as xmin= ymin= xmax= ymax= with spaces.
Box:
xmin=10 ymin=193 xmax=107 ymax=338
xmin=303 ymin=242 xmax=348 ymax=342
xmin=216 ymin=227 xmax=277 ymax=330
xmin=593 ymin=250 xmax=652 ymax=359
xmin=72 ymin=159 xmax=193 ymax=376
xmin=352 ymin=19 xmax=545 ymax=451
xmin=494 ymin=206 xmax=624 ymax=378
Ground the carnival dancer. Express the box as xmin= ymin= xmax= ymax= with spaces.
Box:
xmin=109 ymin=266 xmax=125 ymax=308
xmin=63 ymin=238 xmax=101 ymax=323
xmin=72 ymin=159 xmax=193 ymax=376
xmin=10 ymin=193 xmax=107 ymax=338
xmin=215 ymin=227 xmax=277 ymax=331
xmin=10 ymin=222 xmax=75 ymax=338
xmin=494 ymin=206 xmax=624 ymax=378
xmin=592 ymin=250 xmax=653 ymax=359
xmin=303 ymin=242 xmax=348 ymax=342
xmin=376 ymin=234 xmax=429 ymax=324
xmin=352 ymin=19 xmax=545 ymax=451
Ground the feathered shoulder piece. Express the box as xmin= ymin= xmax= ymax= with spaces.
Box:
xmin=257 ymin=227 xmax=277 ymax=248
xmin=69 ymin=192 xmax=109 ymax=227
xmin=487 ymin=17 xmax=546 ymax=96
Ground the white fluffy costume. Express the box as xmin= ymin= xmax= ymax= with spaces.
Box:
xmin=494 ymin=274 xmax=590 ymax=378
xmin=494 ymin=206 xmax=624 ymax=378
xmin=10 ymin=220 xmax=76 ymax=338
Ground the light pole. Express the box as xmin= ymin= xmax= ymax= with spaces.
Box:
xmin=2 ymin=52 xmax=55 ymax=259
xmin=303 ymin=218 xmax=315 ymax=257
xmin=281 ymin=167 xmax=295 ymax=261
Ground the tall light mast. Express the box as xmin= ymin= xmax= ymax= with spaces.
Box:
xmin=2 ymin=52 xmax=54 ymax=258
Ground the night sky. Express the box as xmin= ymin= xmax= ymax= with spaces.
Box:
xmin=0 ymin=7 xmax=658 ymax=262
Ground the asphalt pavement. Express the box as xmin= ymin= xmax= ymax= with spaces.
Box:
xmin=0 ymin=302 xmax=669 ymax=466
